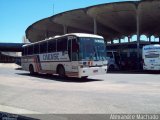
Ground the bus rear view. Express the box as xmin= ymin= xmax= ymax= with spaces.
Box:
xmin=143 ymin=44 xmax=160 ymax=71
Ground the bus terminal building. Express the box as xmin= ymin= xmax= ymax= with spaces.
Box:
xmin=25 ymin=0 xmax=160 ymax=70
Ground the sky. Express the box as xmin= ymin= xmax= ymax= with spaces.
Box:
xmin=0 ymin=0 xmax=136 ymax=43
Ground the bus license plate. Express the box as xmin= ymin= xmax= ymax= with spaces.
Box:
xmin=93 ymin=70 xmax=98 ymax=73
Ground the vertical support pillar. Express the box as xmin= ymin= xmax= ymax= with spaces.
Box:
xmin=128 ymin=36 xmax=131 ymax=42
xmin=137 ymin=12 xmax=140 ymax=59
xmin=149 ymin=36 xmax=151 ymax=43
xmin=93 ymin=18 xmax=97 ymax=34
xmin=105 ymin=40 xmax=107 ymax=45
xmin=111 ymin=39 xmax=114 ymax=44
xmin=136 ymin=5 xmax=140 ymax=69
xmin=119 ymin=38 xmax=121 ymax=44
xmin=63 ymin=25 xmax=67 ymax=34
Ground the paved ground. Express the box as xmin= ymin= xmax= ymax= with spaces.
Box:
xmin=0 ymin=64 xmax=160 ymax=114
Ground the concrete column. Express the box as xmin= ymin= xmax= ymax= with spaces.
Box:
xmin=136 ymin=13 xmax=140 ymax=59
xmin=128 ymin=36 xmax=131 ymax=42
xmin=149 ymin=36 xmax=151 ymax=43
xmin=119 ymin=38 xmax=121 ymax=44
xmin=111 ymin=39 xmax=114 ymax=44
xmin=93 ymin=18 xmax=97 ymax=34
xmin=136 ymin=5 xmax=140 ymax=69
xmin=63 ymin=25 xmax=67 ymax=34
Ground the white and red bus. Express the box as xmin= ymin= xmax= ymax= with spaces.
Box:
xmin=21 ymin=33 xmax=108 ymax=78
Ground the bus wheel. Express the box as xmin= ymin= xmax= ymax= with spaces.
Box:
xmin=81 ymin=76 xmax=88 ymax=79
xmin=57 ymin=65 xmax=65 ymax=77
xmin=29 ymin=64 xmax=35 ymax=75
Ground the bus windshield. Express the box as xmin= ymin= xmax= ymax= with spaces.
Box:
xmin=79 ymin=37 xmax=106 ymax=61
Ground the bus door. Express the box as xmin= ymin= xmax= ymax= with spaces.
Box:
xmin=67 ymin=36 xmax=79 ymax=73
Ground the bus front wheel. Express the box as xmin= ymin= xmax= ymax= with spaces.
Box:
xmin=57 ymin=65 xmax=65 ymax=77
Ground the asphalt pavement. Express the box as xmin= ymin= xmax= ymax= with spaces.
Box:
xmin=0 ymin=64 xmax=160 ymax=114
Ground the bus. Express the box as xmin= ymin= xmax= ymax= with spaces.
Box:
xmin=142 ymin=44 xmax=160 ymax=71
xmin=106 ymin=51 xmax=119 ymax=70
xmin=21 ymin=33 xmax=108 ymax=78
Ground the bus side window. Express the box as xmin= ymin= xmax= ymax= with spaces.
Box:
xmin=40 ymin=42 xmax=47 ymax=53
xmin=48 ymin=39 xmax=56 ymax=53
xmin=34 ymin=43 xmax=39 ymax=54
xmin=57 ymin=37 xmax=67 ymax=52
xmin=28 ymin=45 xmax=33 ymax=55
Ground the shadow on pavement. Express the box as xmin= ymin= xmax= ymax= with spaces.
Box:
xmin=0 ymin=111 xmax=38 ymax=120
xmin=15 ymin=67 xmax=23 ymax=70
xmin=16 ymin=73 xmax=103 ymax=83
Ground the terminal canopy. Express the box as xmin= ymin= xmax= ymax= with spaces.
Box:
xmin=26 ymin=0 xmax=160 ymax=43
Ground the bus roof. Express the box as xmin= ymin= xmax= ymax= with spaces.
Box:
xmin=64 ymin=33 xmax=103 ymax=39
xmin=143 ymin=44 xmax=160 ymax=51
xmin=23 ymin=33 xmax=103 ymax=47
xmin=143 ymin=44 xmax=160 ymax=48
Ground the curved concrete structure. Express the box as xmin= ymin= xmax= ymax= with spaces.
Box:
xmin=26 ymin=0 xmax=160 ymax=43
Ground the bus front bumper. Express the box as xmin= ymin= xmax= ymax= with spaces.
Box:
xmin=79 ymin=66 xmax=107 ymax=77
xmin=143 ymin=65 xmax=160 ymax=70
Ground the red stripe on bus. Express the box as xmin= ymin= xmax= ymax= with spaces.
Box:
xmin=33 ymin=57 xmax=38 ymax=72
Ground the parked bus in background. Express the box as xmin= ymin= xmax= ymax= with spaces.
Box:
xmin=106 ymin=51 xmax=120 ymax=70
xmin=21 ymin=33 xmax=108 ymax=78
xmin=142 ymin=44 xmax=160 ymax=71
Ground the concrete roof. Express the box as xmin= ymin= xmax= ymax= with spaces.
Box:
xmin=26 ymin=0 xmax=160 ymax=42
xmin=0 ymin=43 xmax=23 ymax=52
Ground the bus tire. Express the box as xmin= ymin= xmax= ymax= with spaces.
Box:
xmin=81 ymin=76 xmax=88 ymax=79
xmin=57 ymin=65 xmax=65 ymax=77
xmin=29 ymin=64 xmax=36 ymax=75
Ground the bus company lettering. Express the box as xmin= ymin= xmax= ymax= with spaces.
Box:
xmin=43 ymin=53 xmax=59 ymax=61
